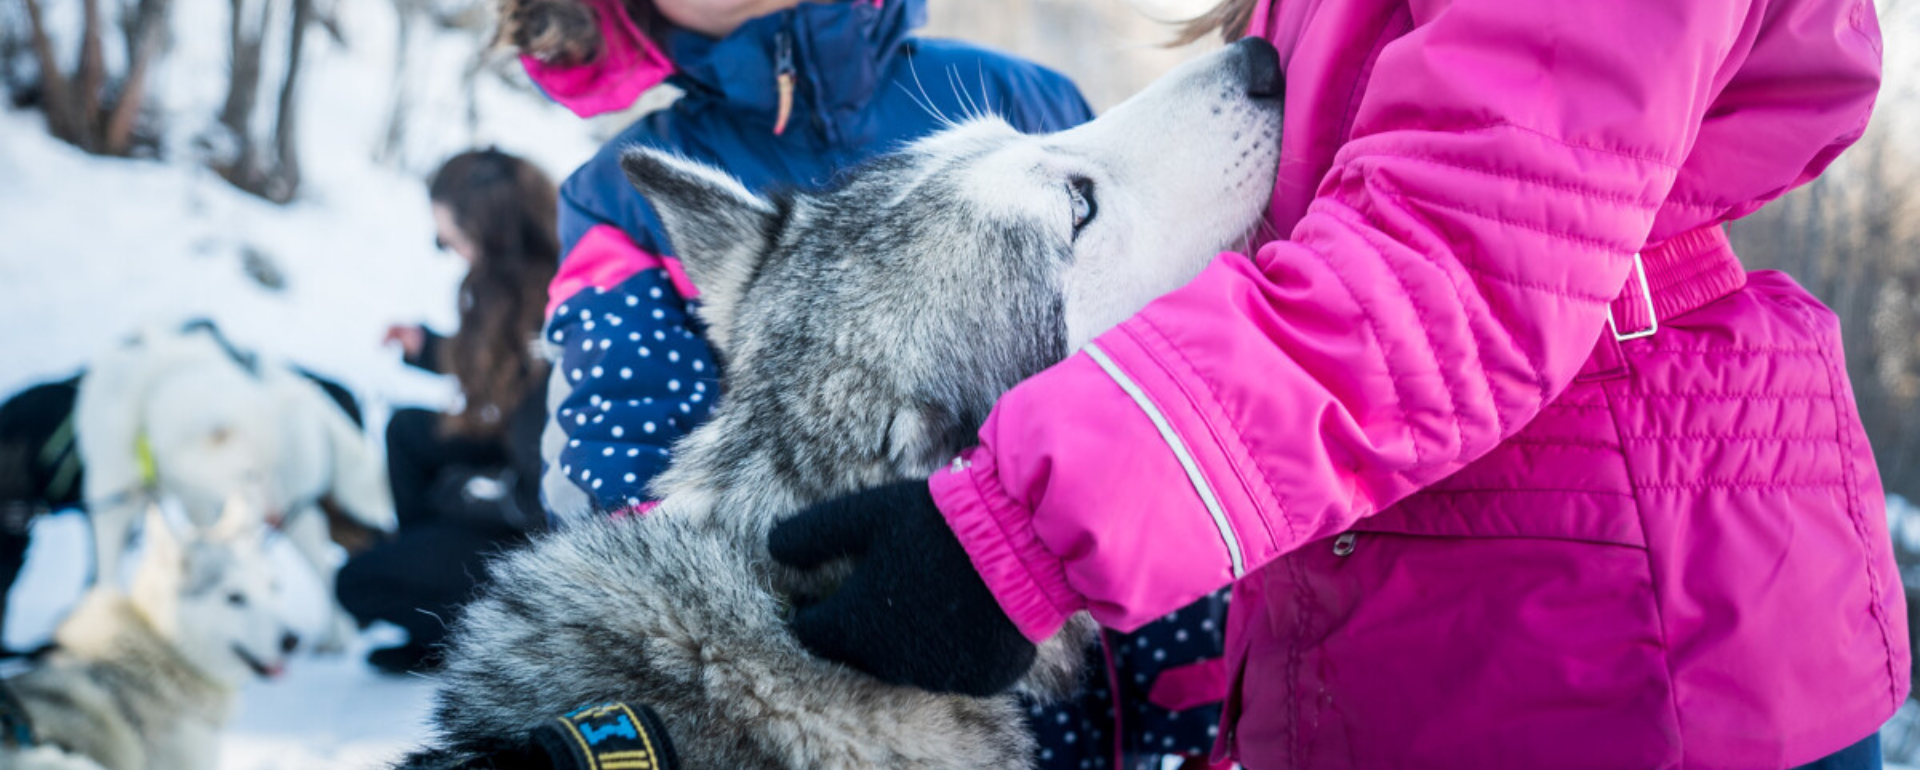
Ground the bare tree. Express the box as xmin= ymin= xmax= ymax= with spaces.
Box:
xmin=374 ymin=0 xmax=426 ymax=165
xmin=374 ymin=0 xmax=497 ymax=169
xmin=213 ymin=0 xmax=315 ymax=202
xmin=17 ymin=0 xmax=174 ymax=155
xmin=1727 ymin=0 xmax=1920 ymax=503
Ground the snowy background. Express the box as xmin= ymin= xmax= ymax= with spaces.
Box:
xmin=3 ymin=0 xmax=1919 ymax=766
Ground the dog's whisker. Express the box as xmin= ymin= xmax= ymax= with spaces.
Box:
xmin=945 ymin=65 xmax=978 ymax=123
xmin=902 ymin=56 xmax=957 ymax=129
xmin=977 ymin=62 xmax=1001 ymax=122
xmin=893 ymin=81 xmax=950 ymax=130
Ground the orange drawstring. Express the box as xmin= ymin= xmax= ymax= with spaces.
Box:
xmin=772 ymin=24 xmax=796 ymax=136
xmin=773 ymin=72 xmax=795 ymax=136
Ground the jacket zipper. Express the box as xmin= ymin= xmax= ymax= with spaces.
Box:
xmin=1333 ymin=532 xmax=1356 ymax=556
xmin=1084 ymin=343 xmax=1246 ymax=577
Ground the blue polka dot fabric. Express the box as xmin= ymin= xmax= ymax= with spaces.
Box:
xmin=1028 ymin=591 xmax=1229 ymax=770
xmin=544 ymin=269 xmax=721 ymax=515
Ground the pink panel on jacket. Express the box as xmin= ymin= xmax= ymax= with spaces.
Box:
xmin=550 ymin=225 xmax=652 ymax=315
xmin=548 ymin=225 xmax=702 ymax=318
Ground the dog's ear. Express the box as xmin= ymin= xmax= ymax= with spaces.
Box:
xmin=620 ymin=148 xmax=778 ymax=355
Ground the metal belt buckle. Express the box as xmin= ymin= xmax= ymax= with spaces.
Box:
xmin=1607 ymin=252 xmax=1658 ymax=342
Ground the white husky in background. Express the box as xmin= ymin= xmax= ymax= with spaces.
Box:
xmin=74 ymin=323 xmax=395 ymax=652
xmin=2 ymin=505 xmax=298 ymax=770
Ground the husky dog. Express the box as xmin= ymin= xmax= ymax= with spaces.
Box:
xmin=2 ymin=505 xmax=298 ymax=770
xmin=72 ymin=323 xmax=395 ymax=652
xmin=410 ymin=39 xmax=1282 ymax=770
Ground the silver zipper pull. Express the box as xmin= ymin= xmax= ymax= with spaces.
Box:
xmin=1333 ymin=532 xmax=1357 ymax=556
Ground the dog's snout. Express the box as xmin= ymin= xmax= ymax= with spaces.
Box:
xmin=280 ymin=632 xmax=300 ymax=654
xmin=1234 ymin=37 xmax=1284 ymax=100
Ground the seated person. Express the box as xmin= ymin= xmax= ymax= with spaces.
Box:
xmin=337 ymin=149 xmax=558 ymax=674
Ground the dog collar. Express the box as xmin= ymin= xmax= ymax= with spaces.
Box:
xmin=134 ymin=432 xmax=157 ymax=489
xmin=531 ymin=701 xmax=679 ymax=770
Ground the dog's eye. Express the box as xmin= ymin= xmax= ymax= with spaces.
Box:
xmin=227 ymin=592 xmax=247 ymax=607
xmin=1067 ymin=178 xmax=1096 ymax=236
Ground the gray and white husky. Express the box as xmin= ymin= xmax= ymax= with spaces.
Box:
xmin=411 ymin=39 xmax=1282 ymax=770
xmin=3 ymin=504 xmax=298 ymax=770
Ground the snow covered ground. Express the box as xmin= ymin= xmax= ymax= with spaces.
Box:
xmin=3 ymin=511 xmax=438 ymax=769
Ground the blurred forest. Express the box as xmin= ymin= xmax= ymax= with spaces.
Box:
xmin=924 ymin=0 xmax=1214 ymax=110
xmin=1727 ymin=0 xmax=1920 ymax=503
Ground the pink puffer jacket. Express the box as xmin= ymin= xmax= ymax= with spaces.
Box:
xmin=928 ymin=0 xmax=1906 ymax=766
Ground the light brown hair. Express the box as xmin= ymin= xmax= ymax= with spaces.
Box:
xmin=1172 ymin=0 xmax=1261 ymax=46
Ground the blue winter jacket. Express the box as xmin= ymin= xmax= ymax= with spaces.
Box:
xmin=539 ymin=0 xmax=1093 ymax=519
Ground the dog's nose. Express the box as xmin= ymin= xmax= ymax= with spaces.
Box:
xmin=280 ymin=632 xmax=300 ymax=654
xmin=1235 ymin=37 xmax=1284 ymax=100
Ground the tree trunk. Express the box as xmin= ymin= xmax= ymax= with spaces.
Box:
xmin=265 ymin=0 xmax=312 ymax=202
xmin=374 ymin=0 xmax=418 ymax=166
xmin=75 ymin=0 xmax=106 ymax=150
xmin=20 ymin=0 xmax=81 ymax=143
xmin=104 ymin=0 xmax=175 ymax=154
xmin=216 ymin=0 xmax=271 ymax=192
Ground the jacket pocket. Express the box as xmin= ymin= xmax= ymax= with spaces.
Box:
xmin=1229 ymin=381 xmax=1681 ymax=770
xmin=1348 ymin=376 xmax=1645 ymax=549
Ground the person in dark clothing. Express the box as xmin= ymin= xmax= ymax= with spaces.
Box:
xmin=0 ymin=377 xmax=83 ymax=651
xmin=338 ymin=149 xmax=560 ymax=675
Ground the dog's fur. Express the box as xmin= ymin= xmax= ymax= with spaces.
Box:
xmin=3 ymin=507 xmax=296 ymax=770
xmin=409 ymin=41 xmax=1281 ymax=770
xmin=73 ymin=324 xmax=394 ymax=652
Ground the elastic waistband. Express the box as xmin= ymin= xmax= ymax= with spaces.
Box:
xmin=1608 ymin=225 xmax=1747 ymax=336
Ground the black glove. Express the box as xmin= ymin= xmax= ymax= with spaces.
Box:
xmin=768 ymin=480 xmax=1037 ymax=697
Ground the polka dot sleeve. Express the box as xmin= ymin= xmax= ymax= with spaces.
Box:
xmin=543 ymin=269 xmax=720 ymax=516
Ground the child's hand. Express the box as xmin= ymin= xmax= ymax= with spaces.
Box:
xmin=382 ymin=323 xmax=425 ymax=357
xmin=768 ymin=480 xmax=1036 ymax=696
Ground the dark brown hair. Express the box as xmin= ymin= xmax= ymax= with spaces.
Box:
xmin=496 ymin=0 xmax=668 ymax=67
xmin=429 ymin=149 xmax=560 ymax=440
xmin=1172 ymin=0 xmax=1260 ymax=46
